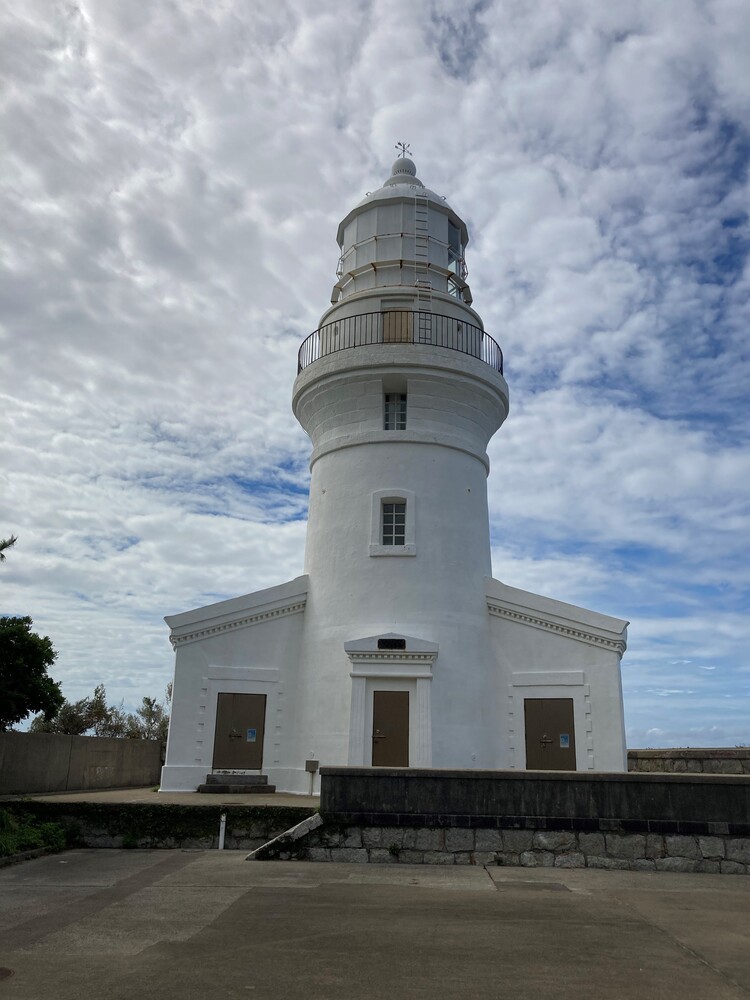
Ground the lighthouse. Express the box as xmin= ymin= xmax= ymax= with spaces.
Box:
xmin=161 ymin=152 xmax=628 ymax=795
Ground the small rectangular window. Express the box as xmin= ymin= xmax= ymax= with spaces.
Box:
xmin=382 ymin=501 xmax=406 ymax=545
xmin=384 ymin=393 xmax=407 ymax=430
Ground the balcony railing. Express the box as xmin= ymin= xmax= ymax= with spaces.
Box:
xmin=297 ymin=311 xmax=503 ymax=374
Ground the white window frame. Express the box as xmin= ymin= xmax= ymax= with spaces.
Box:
xmin=369 ymin=488 xmax=416 ymax=557
xmin=384 ymin=392 xmax=407 ymax=430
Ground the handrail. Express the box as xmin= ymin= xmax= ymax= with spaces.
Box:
xmin=297 ymin=311 xmax=503 ymax=375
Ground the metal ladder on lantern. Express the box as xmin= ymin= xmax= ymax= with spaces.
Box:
xmin=413 ymin=193 xmax=433 ymax=343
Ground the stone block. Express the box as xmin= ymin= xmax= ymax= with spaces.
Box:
xmin=454 ymin=852 xmax=473 ymax=865
xmin=361 ymin=828 xmax=384 ymax=849
xmin=520 ymin=851 xmax=554 ymax=868
xmin=88 ymin=835 xmax=120 ymax=848
xmin=695 ymin=860 xmax=721 ymax=874
xmin=605 ymin=834 xmax=646 ymax=859
xmin=665 ymin=835 xmax=701 ymax=860
xmin=587 ymin=856 xmax=630 ymax=870
xmin=684 ymin=760 xmax=703 ymax=773
xmin=655 ymin=857 xmax=698 ymax=873
xmin=632 ymin=859 xmax=656 ymax=872
xmin=726 ymin=840 xmax=750 ymax=864
xmin=319 ymin=828 xmax=343 ymax=847
xmin=698 ymin=837 xmax=725 ymax=859
xmin=502 ymin=830 xmax=533 ymax=853
xmin=414 ymin=828 xmax=441 ymax=851
xmin=473 ymin=852 xmax=498 ymax=866
xmin=400 ymin=829 xmax=417 ymax=850
xmin=399 ymin=850 xmax=424 ymax=864
xmin=307 ymin=848 xmax=331 ymax=862
xmin=334 ymin=848 xmax=368 ymax=863
xmin=645 ymin=834 xmax=665 ymax=859
xmin=181 ymin=837 xmax=212 ymax=850
xmin=423 ymin=851 xmax=455 ymax=865
xmin=475 ymin=829 xmax=503 ymax=852
xmin=342 ymin=828 xmax=363 ymax=848
xmin=534 ymin=830 xmax=576 ymax=852
xmin=368 ymin=849 xmax=394 ymax=864
xmin=578 ymin=832 xmax=605 ymax=856
xmin=554 ymin=852 xmax=585 ymax=869
xmin=381 ymin=828 xmax=404 ymax=850
xmin=495 ymin=852 xmax=520 ymax=867
xmin=671 ymin=759 xmax=687 ymax=772
xmin=709 ymin=760 xmax=743 ymax=774
xmin=720 ymin=860 xmax=747 ymax=875
xmin=445 ymin=828 xmax=474 ymax=852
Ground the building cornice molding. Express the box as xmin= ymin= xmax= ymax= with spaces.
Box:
xmin=347 ymin=651 xmax=437 ymax=663
xmin=487 ymin=601 xmax=626 ymax=654
xmin=170 ymin=600 xmax=307 ymax=648
xmin=309 ymin=433 xmax=490 ymax=474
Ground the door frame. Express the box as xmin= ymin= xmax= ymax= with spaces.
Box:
xmin=204 ymin=667 xmax=280 ymax=773
xmin=509 ymin=671 xmax=591 ymax=771
xmin=344 ymin=633 xmax=438 ymax=768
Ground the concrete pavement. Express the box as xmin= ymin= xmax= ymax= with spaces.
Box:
xmin=1 ymin=850 xmax=749 ymax=999
xmin=6 ymin=785 xmax=320 ymax=809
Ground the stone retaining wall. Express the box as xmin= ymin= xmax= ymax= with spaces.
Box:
xmin=260 ymin=822 xmax=750 ymax=875
xmin=628 ymin=748 xmax=750 ymax=775
xmin=248 ymin=766 xmax=750 ymax=876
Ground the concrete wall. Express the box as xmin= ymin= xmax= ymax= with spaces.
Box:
xmin=320 ymin=766 xmax=750 ymax=829
xmin=629 ymin=748 xmax=750 ymax=775
xmin=0 ymin=732 xmax=162 ymax=794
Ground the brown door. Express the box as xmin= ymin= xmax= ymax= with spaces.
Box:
xmin=212 ymin=693 xmax=266 ymax=769
xmin=372 ymin=691 xmax=409 ymax=766
xmin=382 ymin=311 xmax=413 ymax=343
xmin=524 ymin=698 xmax=576 ymax=771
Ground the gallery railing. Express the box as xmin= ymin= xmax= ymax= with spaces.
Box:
xmin=297 ymin=311 xmax=503 ymax=374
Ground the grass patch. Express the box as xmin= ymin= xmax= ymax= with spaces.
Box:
xmin=0 ymin=808 xmax=67 ymax=857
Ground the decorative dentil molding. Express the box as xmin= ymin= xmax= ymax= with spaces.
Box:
xmin=487 ymin=601 xmax=626 ymax=654
xmin=347 ymin=651 xmax=437 ymax=663
xmin=170 ymin=600 xmax=307 ymax=648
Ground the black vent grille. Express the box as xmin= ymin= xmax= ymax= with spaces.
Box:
xmin=378 ymin=638 xmax=406 ymax=650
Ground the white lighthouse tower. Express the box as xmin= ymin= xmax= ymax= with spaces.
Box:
xmin=292 ymin=150 xmax=508 ymax=774
xmin=161 ymin=151 xmax=629 ymax=795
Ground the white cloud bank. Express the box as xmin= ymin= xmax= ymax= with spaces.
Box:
xmin=1 ymin=0 xmax=748 ymax=746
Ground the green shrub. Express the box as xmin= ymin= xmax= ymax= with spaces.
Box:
xmin=0 ymin=808 xmax=67 ymax=857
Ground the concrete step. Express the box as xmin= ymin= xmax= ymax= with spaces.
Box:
xmin=197 ymin=783 xmax=276 ymax=794
xmin=205 ymin=773 xmax=268 ymax=786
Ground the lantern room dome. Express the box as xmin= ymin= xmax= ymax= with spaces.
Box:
xmin=351 ymin=157 xmax=451 ymax=214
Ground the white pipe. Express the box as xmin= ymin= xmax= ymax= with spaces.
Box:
xmin=218 ymin=812 xmax=226 ymax=850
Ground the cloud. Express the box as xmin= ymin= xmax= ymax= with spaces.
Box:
xmin=1 ymin=0 xmax=748 ymax=747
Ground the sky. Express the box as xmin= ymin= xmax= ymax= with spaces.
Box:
xmin=1 ymin=0 xmax=749 ymax=748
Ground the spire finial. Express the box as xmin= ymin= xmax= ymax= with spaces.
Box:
xmin=395 ymin=140 xmax=411 ymax=159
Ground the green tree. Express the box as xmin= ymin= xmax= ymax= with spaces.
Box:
xmin=0 ymin=535 xmax=17 ymax=562
xmin=126 ymin=695 xmax=169 ymax=741
xmin=0 ymin=616 xmax=64 ymax=730
xmin=31 ymin=682 xmax=171 ymax=741
xmin=29 ymin=697 xmax=92 ymax=735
